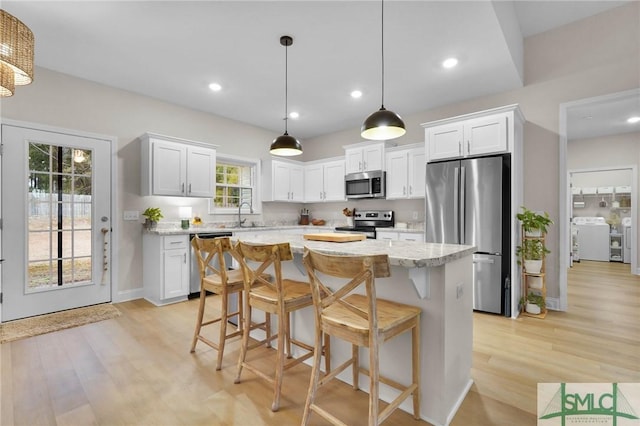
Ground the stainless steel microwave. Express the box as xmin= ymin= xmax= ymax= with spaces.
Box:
xmin=345 ymin=170 xmax=386 ymax=199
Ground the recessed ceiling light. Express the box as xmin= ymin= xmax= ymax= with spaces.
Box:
xmin=442 ymin=57 xmax=458 ymax=69
xmin=289 ymin=111 xmax=299 ymax=119
xmin=208 ymin=82 xmax=222 ymax=92
xmin=627 ymin=116 xmax=640 ymax=124
xmin=351 ymin=90 xmax=362 ymax=99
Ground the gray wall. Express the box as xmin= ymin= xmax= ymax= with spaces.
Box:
xmin=1 ymin=2 xmax=638 ymax=301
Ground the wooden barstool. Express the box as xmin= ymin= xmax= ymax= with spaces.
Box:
xmin=190 ymin=236 xmax=267 ymax=371
xmin=301 ymin=248 xmax=421 ymax=426
xmin=233 ymin=241 xmax=330 ymax=412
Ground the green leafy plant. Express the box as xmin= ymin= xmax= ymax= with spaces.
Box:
xmin=520 ymin=293 xmax=545 ymax=311
xmin=516 ymin=206 xmax=553 ymax=234
xmin=142 ymin=207 xmax=163 ymax=222
xmin=515 ymin=239 xmax=550 ymax=263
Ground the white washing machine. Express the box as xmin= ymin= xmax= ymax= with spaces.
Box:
xmin=622 ymin=217 xmax=632 ymax=264
xmin=573 ymin=217 xmax=610 ymax=262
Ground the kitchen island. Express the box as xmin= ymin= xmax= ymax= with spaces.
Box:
xmin=234 ymin=233 xmax=475 ymax=426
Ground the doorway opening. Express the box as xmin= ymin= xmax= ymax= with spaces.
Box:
xmin=559 ymin=89 xmax=639 ymax=311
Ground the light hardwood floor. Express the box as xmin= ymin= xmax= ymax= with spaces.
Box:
xmin=1 ymin=261 xmax=638 ymax=425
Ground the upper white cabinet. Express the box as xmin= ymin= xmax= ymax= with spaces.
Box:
xmin=343 ymin=141 xmax=395 ymax=174
xmin=424 ymin=108 xmax=514 ymax=162
xmin=262 ymin=159 xmax=304 ymax=202
xmin=304 ymin=158 xmax=345 ymax=202
xmin=140 ymin=133 xmax=217 ymax=197
xmin=385 ymin=144 xmax=425 ymax=199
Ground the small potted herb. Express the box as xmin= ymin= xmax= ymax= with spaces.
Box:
xmin=516 ymin=206 xmax=553 ymax=237
xmin=142 ymin=207 xmax=163 ymax=229
xmin=520 ymin=293 xmax=545 ymax=315
xmin=516 ymin=239 xmax=549 ymax=274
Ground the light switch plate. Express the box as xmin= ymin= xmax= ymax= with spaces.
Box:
xmin=124 ymin=210 xmax=139 ymax=221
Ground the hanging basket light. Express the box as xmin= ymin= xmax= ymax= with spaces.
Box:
xmin=0 ymin=9 xmax=35 ymax=97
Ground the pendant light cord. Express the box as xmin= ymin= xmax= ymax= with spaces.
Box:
xmin=380 ymin=0 xmax=385 ymax=109
xmin=284 ymin=40 xmax=289 ymax=134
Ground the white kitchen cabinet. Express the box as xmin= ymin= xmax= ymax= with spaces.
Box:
xmin=140 ymin=133 xmax=217 ymax=197
xmin=304 ymin=158 xmax=346 ymax=202
xmin=425 ymin=112 xmax=508 ymax=161
xmin=398 ymin=232 xmax=424 ymax=242
xmin=344 ymin=141 xmax=395 ymax=174
xmin=262 ymin=159 xmax=304 ymax=202
xmin=385 ymin=144 xmax=425 ymax=199
xmin=143 ymin=234 xmax=190 ymax=306
xmin=376 ymin=231 xmax=424 ymax=242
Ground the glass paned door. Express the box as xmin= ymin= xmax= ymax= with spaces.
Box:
xmin=1 ymin=124 xmax=112 ymax=321
xmin=28 ymin=144 xmax=94 ymax=290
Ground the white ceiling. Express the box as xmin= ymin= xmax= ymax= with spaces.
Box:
xmin=2 ymin=1 xmax=636 ymax=140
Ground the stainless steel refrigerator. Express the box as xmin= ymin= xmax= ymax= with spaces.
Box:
xmin=425 ymin=154 xmax=511 ymax=315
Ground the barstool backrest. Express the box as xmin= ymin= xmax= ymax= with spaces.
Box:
xmin=191 ymin=236 xmax=238 ymax=282
xmin=302 ymin=247 xmax=390 ymax=335
xmin=235 ymin=241 xmax=293 ymax=298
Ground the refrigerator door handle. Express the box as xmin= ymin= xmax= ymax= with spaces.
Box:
xmin=459 ymin=165 xmax=466 ymax=244
xmin=453 ymin=166 xmax=460 ymax=243
xmin=473 ymin=257 xmax=495 ymax=264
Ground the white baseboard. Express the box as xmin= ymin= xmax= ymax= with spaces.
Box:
xmin=546 ymin=297 xmax=560 ymax=311
xmin=113 ymin=287 xmax=144 ymax=303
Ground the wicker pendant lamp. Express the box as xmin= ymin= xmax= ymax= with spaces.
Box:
xmin=270 ymin=35 xmax=302 ymax=156
xmin=361 ymin=0 xmax=405 ymax=141
xmin=0 ymin=9 xmax=35 ymax=97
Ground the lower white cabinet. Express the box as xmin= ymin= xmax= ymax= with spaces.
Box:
xmin=376 ymin=231 xmax=424 ymax=242
xmin=143 ymin=234 xmax=190 ymax=306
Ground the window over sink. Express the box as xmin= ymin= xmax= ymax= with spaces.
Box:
xmin=209 ymin=154 xmax=261 ymax=214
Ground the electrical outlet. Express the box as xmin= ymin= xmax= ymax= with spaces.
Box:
xmin=124 ymin=210 xmax=139 ymax=221
xmin=412 ymin=211 xmax=418 ymax=220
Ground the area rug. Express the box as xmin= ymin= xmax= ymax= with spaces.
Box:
xmin=0 ymin=303 xmax=121 ymax=344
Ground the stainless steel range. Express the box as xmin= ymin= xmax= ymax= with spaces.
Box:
xmin=335 ymin=209 xmax=394 ymax=239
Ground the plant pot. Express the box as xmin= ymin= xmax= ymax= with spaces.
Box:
xmin=525 ymin=302 xmax=541 ymax=315
xmin=524 ymin=259 xmax=542 ymax=274
xmin=144 ymin=219 xmax=157 ymax=230
xmin=525 ymin=229 xmax=542 ymax=237
xmin=528 ymin=275 xmax=543 ymax=289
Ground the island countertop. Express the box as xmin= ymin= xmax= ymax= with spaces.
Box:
xmin=233 ymin=232 xmax=475 ymax=268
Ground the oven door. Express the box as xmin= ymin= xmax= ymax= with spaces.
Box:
xmin=334 ymin=226 xmax=376 ymax=239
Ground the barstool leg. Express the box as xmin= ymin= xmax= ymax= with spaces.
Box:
xmin=368 ymin=337 xmax=380 ymax=426
xmin=216 ymin=291 xmax=229 ymax=370
xmin=271 ymin=307 xmax=286 ymax=411
xmin=302 ymin=327 xmax=324 ymax=425
xmin=190 ymin=288 xmax=207 ymax=353
xmin=285 ymin=312 xmax=292 ymax=358
xmin=234 ymin=303 xmax=251 ymax=384
xmin=412 ymin=320 xmax=421 ymax=419
xmin=352 ymin=344 xmax=359 ymax=390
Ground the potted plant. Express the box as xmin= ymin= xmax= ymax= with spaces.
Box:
xmin=516 ymin=238 xmax=549 ymax=274
xmin=520 ymin=293 xmax=545 ymax=315
xmin=142 ymin=207 xmax=163 ymax=229
xmin=516 ymin=206 xmax=553 ymax=237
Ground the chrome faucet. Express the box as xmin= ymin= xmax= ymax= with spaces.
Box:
xmin=238 ymin=201 xmax=253 ymax=227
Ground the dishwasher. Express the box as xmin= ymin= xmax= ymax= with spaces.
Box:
xmin=189 ymin=231 xmax=238 ymax=324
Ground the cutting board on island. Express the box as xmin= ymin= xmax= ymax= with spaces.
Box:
xmin=303 ymin=233 xmax=366 ymax=243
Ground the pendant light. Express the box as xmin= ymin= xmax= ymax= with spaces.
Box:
xmin=0 ymin=9 xmax=35 ymax=97
xmin=270 ymin=35 xmax=302 ymax=156
xmin=361 ymin=0 xmax=405 ymax=141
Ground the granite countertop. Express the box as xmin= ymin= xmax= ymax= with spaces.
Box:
xmin=233 ymin=233 xmax=475 ymax=268
xmin=144 ymin=224 xmax=334 ymax=235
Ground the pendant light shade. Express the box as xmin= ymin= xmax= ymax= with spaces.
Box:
xmin=0 ymin=9 xmax=35 ymax=97
xmin=270 ymin=35 xmax=302 ymax=156
xmin=361 ymin=0 xmax=405 ymax=141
